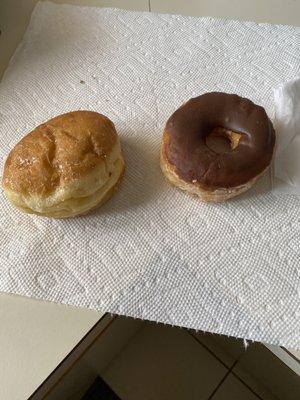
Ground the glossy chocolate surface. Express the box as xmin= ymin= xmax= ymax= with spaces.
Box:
xmin=165 ymin=92 xmax=275 ymax=189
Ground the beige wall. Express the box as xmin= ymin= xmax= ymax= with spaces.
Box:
xmin=0 ymin=0 xmax=37 ymax=78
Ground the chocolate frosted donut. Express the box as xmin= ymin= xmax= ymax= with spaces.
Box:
xmin=160 ymin=92 xmax=275 ymax=202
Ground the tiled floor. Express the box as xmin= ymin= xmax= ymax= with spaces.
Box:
xmin=102 ymin=322 xmax=277 ymax=400
xmin=211 ymin=374 xmax=258 ymax=400
xmin=190 ymin=331 xmax=278 ymax=400
xmin=36 ymin=316 xmax=298 ymax=400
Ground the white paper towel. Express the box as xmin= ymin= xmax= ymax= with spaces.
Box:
xmin=1 ymin=1 xmax=300 ymax=348
xmin=273 ymin=78 xmax=300 ymax=194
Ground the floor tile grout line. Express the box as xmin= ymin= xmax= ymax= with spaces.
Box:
xmin=187 ymin=331 xmax=233 ymax=369
xmin=207 ymin=366 xmax=233 ymax=400
xmin=188 ymin=332 xmax=238 ymax=399
xmin=187 ymin=331 xmax=264 ymax=400
xmin=231 ymin=370 xmax=265 ymax=400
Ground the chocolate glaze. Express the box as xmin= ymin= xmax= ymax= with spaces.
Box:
xmin=165 ymin=92 xmax=275 ymax=189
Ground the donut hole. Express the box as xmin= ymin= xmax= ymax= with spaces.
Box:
xmin=206 ymin=127 xmax=241 ymax=154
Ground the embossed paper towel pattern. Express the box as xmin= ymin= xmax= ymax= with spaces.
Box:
xmin=0 ymin=2 xmax=300 ymax=347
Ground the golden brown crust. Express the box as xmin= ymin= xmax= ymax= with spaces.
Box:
xmin=12 ymin=157 xmax=125 ymax=219
xmin=2 ymin=111 xmax=125 ymax=218
xmin=2 ymin=111 xmax=117 ymax=197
